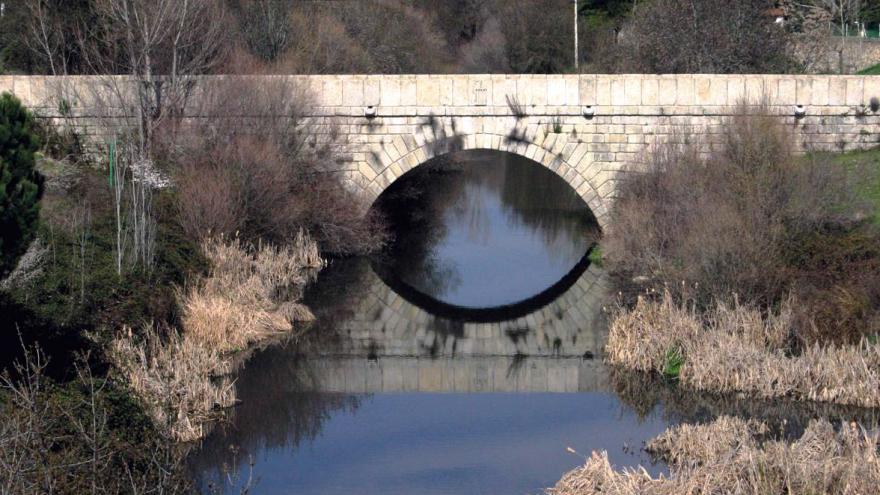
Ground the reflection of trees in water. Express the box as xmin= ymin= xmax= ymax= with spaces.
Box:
xmin=609 ymin=366 xmax=880 ymax=442
xmin=371 ymin=156 xmax=465 ymax=298
xmin=298 ymin=257 xmax=376 ymax=350
xmin=495 ymin=153 xmax=600 ymax=260
xmin=447 ymin=151 xmax=599 ymax=264
xmin=189 ymin=351 xmax=363 ymax=488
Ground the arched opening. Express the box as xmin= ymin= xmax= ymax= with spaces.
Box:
xmin=369 ymin=149 xmax=601 ymax=318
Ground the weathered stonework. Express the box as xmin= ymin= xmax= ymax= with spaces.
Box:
xmin=5 ymin=74 xmax=880 ymax=228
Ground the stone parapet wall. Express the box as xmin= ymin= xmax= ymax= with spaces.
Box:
xmin=5 ymin=74 xmax=880 ymax=118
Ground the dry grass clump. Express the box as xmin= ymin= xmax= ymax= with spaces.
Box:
xmin=109 ymin=326 xmax=235 ymax=442
xmin=109 ymin=233 xmax=323 ymax=442
xmin=550 ymin=416 xmax=880 ymax=495
xmin=606 ymin=291 xmax=880 ymax=409
xmin=181 ymin=232 xmax=322 ymax=353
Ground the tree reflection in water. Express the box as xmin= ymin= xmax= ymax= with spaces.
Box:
xmin=371 ymin=150 xmax=600 ymax=309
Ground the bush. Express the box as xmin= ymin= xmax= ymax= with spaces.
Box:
xmin=165 ymin=78 xmax=387 ymax=256
xmin=604 ymin=104 xmax=878 ymax=344
xmin=0 ymin=346 xmax=191 ymax=493
xmin=0 ymin=92 xmax=43 ymax=278
xmin=606 ymin=0 xmax=799 ymax=74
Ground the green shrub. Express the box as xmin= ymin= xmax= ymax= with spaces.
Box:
xmin=0 ymin=92 xmax=43 ymax=278
xmin=663 ymin=347 xmax=683 ymax=379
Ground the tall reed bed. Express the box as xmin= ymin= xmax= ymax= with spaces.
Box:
xmin=550 ymin=415 xmax=880 ymax=495
xmin=109 ymin=232 xmax=324 ymax=442
xmin=606 ymin=291 xmax=880 ymax=409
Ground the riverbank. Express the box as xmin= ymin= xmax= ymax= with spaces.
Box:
xmin=0 ymin=88 xmax=375 ymax=491
xmin=109 ymin=233 xmax=324 ymax=442
xmin=606 ymin=291 xmax=880 ymax=409
xmin=551 ymin=415 xmax=880 ymax=495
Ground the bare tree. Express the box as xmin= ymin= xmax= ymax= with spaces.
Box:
xmin=805 ymin=0 xmax=864 ymax=34
xmin=239 ymin=0 xmax=292 ymax=62
xmin=21 ymin=0 xmax=89 ymax=75
xmin=792 ymin=0 xmax=864 ymax=72
xmin=0 ymin=343 xmax=191 ymax=493
xmin=611 ymin=0 xmax=798 ymax=74
xmin=79 ymin=0 xmax=231 ymax=153
xmin=109 ymin=140 xmax=158 ymax=276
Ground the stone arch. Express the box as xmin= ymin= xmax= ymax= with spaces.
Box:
xmin=359 ymin=132 xmax=611 ymax=230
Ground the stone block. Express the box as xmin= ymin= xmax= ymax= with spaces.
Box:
xmin=437 ymin=77 xmax=454 ymax=106
xmin=491 ymin=75 xmax=517 ymax=107
xmin=642 ymin=78 xmax=659 ymax=106
xmin=657 ymin=77 xmax=677 ymax=106
xmin=596 ymin=76 xmax=613 ymax=105
xmin=392 ymin=135 xmax=410 ymax=156
xmin=323 ymin=78 xmax=342 ymax=106
xmin=452 ymin=77 xmax=469 ymax=106
xmin=611 ymin=78 xmax=627 ymax=106
xmin=364 ymin=77 xmax=381 ymax=106
xmin=469 ymin=76 xmax=491 ymax=106
xmin=727 ymin=77 xmax=745 ymax=105
xmin=796 ymin=78 xmax=812 ymax=105
xmin=846 ymin=77 xmax=864 ymax=106
xmin=864 ymin=77 xmax=880 ymax=104
xmin=548 ymin=76 xmax=567 ymax=105
xmin=676 ymin=76 xmax=694 ymax=105
xmin=743 ymin=76 xmax=764 ymax=103
xmin=0 ymin=76 xmax=13 ymax=95
xmin=400 ymin=77 xmax=418 ymax=106
xmin=565 ymin=76 xmax=580 ymax=106
xmin=709 ymin=77 xmax=727 ymax=106
xmin=694 ymin=76 xmax=712 ymax=105
xmin=810 ymin=77 xmax=829 ymax=106
xmin=358 ymin=161 xmax=378 ymax=182
xmin=777 ymin=78 xmax=796 ymax=105
xmin=624 ymin=77 xmax=641 ymax=105
xmin=417 ymin=78 xmax=440 ymax=106
xmin=829 ymin=78 xmax=847 ymax=106
xmin=379 ymin=77 xmax=400 ymax=107
xmin=578 ymin=75 xmax=596 ymax=105
xmin=342 ymin=77 xmax=364 ymax=106
xmin=519 ymin=75 xmax=547 ymax=106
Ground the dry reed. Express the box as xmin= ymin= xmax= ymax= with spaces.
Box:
xmin=550 ymin=416 xmax=880 ymax=495
xmin=182 ymin=232 xmax=322 ymax=353
xmin=606 ymin=291 xmax=880 ymax=409
xmin=109 ymin=232 xmax=324 ymax=442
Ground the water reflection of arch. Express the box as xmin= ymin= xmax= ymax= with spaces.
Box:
xmin=315 ymin=262 xmax=610 ymax=360
xmin=373 ymin=245 xmax=598 ymax=324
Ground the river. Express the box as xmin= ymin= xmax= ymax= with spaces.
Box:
xmin=188 ymin=150 xmax=872 ymax=494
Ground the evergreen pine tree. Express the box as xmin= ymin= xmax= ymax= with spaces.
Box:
xmin=0 ymin=92 xmax=43 ymax=278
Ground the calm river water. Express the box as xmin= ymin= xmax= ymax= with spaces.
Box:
xmin=190 ymin=151 xmax=855 ymax=494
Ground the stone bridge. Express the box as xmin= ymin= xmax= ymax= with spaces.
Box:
xmin=5 ymin=74 xmax=880 ymax=227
